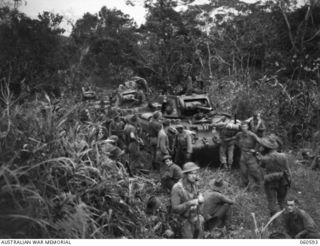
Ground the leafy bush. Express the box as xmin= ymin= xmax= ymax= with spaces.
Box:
xmin=0 ymin=89 xmax=157 ymax=238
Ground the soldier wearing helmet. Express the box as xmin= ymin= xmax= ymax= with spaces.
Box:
xmin=171 ymin=162 xmax=204 ymax=238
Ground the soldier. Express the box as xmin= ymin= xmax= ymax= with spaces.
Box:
xmin=146 ymin=196 xmax=174 ymax=238
xmin=215 ymin=117 xmax=240 ymax=170
xmin=149 ymin=111 xmax=163 ymax=170
xmin=134 ymin=88 xmax=146 ymax=106
xmin=234 ymin=121 xmax=262 ymax=190
xmin=185 ymin=76 xmax=194 ymax=95
xmin=101 ymin=135 xmax=124 ymax=161
xmin=108 ymin=113 xmax=125 ymax=147
xmin=109 ymin=113 xmax=125 ymax=136
xmin=256 ymin=135 xmax=292 ymax=216
xmin=174 ymin=125 xmax=192 ymax=168
xmin=161 ymin=155 xmax=183 ymax=192
xmin=123 ymin=115 xmax=144 ymax=170
xmin=283 ymin=197 xmax=320 ymax=238
xmin=80 ymin=108 xmax=92 ymax=123
xmin=167 ymin=126 xmax=178 ymax=154
xmin=171 ymin=162 xmax=204 ymax=238
xmin=161 ymin=94 xmax=168 ymax=114
xmin=247 ymin=110 xmax=266 ymax=137
xmin=156 ymin=120 xmax=171 ymax=171
xmin=310 ymin=130 xmax=320 ymax=170
xmin=202 ymin=178 xmax=235 ymax=231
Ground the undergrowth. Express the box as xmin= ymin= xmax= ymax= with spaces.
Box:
xmin=1 ymin=80 xmax=319 ymax=239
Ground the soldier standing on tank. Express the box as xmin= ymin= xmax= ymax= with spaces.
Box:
xmin=134 ymin=88 xmax=146 ymax=106
xmin=185 ymin=76 xmax=194 ymax=95
xmin=173 ymin=125 xmax=192 ymax=168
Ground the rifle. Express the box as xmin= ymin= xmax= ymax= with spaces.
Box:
xmin=282 ymin=170 xmax=291 ymax=187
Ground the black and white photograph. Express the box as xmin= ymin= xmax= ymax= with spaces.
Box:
xmin=0 ymin=0 xmax=320 ymax=241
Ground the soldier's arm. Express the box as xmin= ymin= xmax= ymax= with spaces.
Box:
xmin=257 ymin=154 xmax=269 ymax=168
xmin=165 ymin=166 xmax=174 ymax=179
xmin=233 ymin=132 xmax=242 ymax=146
xmin=295 ymin=210 xmax=318 ymax=238
xmin=246 ymin=130 xmax=260 ymax=141
xmin=130 ymin=131 xmax=136 ymax=140
xmin=171 ymin=187 xmax=197 ymax=214
xmin=284 ymin=154 xmax=293 ymax=181
xmin=159 ymin=134 xmax=169 ymax=155
xmin=186 ymin=134 xmax=192 ymax=155
xmin=219 ymin=193 xmax=235 ymax=204
xmin=259 ymin=119 xmax=266 ymax=131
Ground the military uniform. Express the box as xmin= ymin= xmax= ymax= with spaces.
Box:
xmin=133 ymin=89 xmax=146 ymax=106
xmin=161 ymin=163 xmax=183 ymax=191
xmin=219 ymin=121 xmax=240 ymax=169
xmin=248 ymin=117 xmax=266 ymax=137
xmin=109 ymin=118 xmax=125 ymax=147
xmin=283 ymin=208 xmax=320 ymax=238
xmin=171 ymin=179 xmax=204 ymax=238
xmin=235 ymin=131 xmax=262 ymax=189
xmin=174 ymin=130 xmax=192 ymax=167
xmin=149 ymin=116 xmax=162 ymax=169
xmin=311 ymin=130 xmax=320 ymax=170
xmin=202 ymin=192 xmax=233 ymax=230
xmin=260 ymin=151 xmax=292 ymax=216
xmin=101 ymin=142 xmax=122 ymax=161
xmin=123 ymin=122 xmax=142 ymax=169
xmin=109 ymin=118 xmax=125 ymax=137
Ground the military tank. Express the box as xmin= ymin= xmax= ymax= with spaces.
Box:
xmin=138 ymin=93 xmax=241 ymax=167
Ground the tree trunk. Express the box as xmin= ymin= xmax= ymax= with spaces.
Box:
xmin=207 ymin=41 xmax=212 ymax=78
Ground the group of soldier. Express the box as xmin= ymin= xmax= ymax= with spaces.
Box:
xmin=83 ymin=95 xmax=320 ymax=239
xmin=146 ymin=109 xmax=320 ymax=238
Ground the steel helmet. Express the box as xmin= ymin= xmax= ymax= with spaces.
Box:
xmin=182 ymin=162 xmax=199 ymax=173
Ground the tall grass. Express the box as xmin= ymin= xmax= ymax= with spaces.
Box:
xmin=0 ymin=89 xmax=157 ymax=238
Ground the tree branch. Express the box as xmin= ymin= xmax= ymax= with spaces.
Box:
xmin=279 ymin=3 xmax=298 ymax=52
